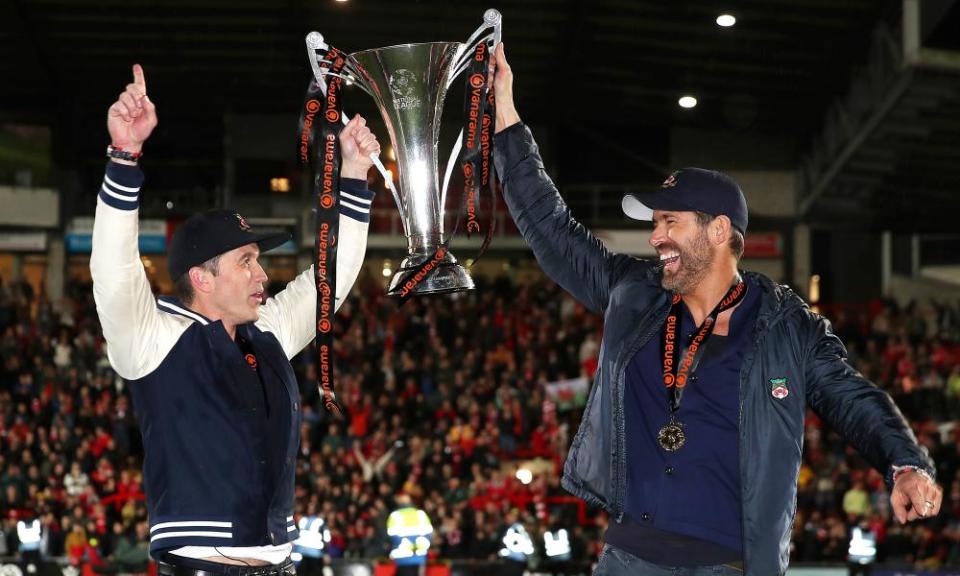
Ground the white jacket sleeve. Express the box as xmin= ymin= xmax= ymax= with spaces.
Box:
xmin=256 ymin=180 xmax=373 ymax=359
xmin=90 ymin=162 xmax=188 ymax=380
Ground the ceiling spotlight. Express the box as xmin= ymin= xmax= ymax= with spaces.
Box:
xmin=716 ymin=14 xmax=736 ymax=27
xmin=678 ymin=96 xmax=698 ymax=109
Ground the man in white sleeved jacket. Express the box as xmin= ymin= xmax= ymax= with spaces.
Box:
xmin=90 ymin=65 xmax=379 ymax=574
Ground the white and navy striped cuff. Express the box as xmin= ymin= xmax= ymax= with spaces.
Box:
xmin=339 ymin=178 xmax=374 ymax=223
xmin=149 ymin=520 xmax=233 ymax=543
xmin=99 ymin=161 xmax=145 ymax=211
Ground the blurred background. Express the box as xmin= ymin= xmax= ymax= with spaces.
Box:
xmin=1 ymin=0 xmax=959 ymax=574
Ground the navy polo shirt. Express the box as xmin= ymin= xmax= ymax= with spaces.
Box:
xmin=605 ymin=275 xmax=760 ymax=565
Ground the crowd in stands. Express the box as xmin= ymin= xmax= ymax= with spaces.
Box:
xmin=1 ymin=269 xmax=959 ymax=571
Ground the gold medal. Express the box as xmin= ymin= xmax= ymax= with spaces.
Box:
xmin=658 ymin=420 xmax=686 ymax=452
xmin=658 ymin=281 xmax=746 ymax=454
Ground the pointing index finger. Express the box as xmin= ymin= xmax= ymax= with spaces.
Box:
xmin=132 ymin=64 xmax=147 ymax=93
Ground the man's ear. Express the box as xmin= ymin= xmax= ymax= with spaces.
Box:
xmin=713 ymin=215 xmax=732 ymax=246
xmin=189 ymin=266 xmax=215 ymax=296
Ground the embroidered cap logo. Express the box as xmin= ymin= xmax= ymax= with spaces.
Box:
xmin=235 ymin=213 xmax=252 ymax=232
xmin=662 ymin=171 xmax=680 ymax=189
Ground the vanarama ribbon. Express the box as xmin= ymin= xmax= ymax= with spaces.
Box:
xmin=298 ymin=46 xmax=348 ymax=417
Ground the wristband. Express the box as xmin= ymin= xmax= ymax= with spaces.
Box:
xmin=892 ymin=464 xmax=934 ymax=484
xmin=107 ymin=145 xmax=142 ymax=162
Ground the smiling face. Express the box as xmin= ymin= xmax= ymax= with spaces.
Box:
xmin=650 ymin=210 xmax=715 ymax=294
xmin=194 ymin=242 xmax=268 ymax=327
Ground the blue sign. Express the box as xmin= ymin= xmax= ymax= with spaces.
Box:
xmin=66 ymin=234 xmax=166 ymax=254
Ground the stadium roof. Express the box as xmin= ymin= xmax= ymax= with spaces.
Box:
xmin=1 ymin=0 xmax=958 ymax=230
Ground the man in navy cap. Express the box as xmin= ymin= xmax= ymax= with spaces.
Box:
xmin=488 ymin=45 xmax=942 ymax=575
xmin=90 ymin=65 xmax=378 ymax=574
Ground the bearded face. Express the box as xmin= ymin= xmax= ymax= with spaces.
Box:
xmin=654 ymin=214 xmax=716 ymax=294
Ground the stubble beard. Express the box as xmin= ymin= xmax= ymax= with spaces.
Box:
xmin=661 ymin=227 xmax=714 ymax=294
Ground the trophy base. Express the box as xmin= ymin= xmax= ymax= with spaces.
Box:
xmin=387 ymin=250 xmax=475 ymax=297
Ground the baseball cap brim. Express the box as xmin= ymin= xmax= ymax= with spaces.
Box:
xmin=251 ymin=232 xmax=291 ymax=254
xmin=622 ymin=191 xmax=697 ymax=221
xmin=207 ymin=231 xmax=291 ymax=263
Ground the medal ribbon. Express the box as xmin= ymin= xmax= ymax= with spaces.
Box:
xmin=661 ymin=279 xmax=747 ymax=413
xmin=298 ymin=46 xmax=348 ymax=417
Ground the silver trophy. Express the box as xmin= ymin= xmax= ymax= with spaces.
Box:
xmin=305 ymin=9 xmax=502 ymax=296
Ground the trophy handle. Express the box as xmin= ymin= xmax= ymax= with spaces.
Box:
xmin=306 ymin=33 xmax=372 ymax=97
xmin=439 ymin=129 xmax=464 ymax=214
xmin=439 ymin=9 xmax=502 ymax=222
xmin=448 ymin=8 xmax=502 ymax=88
xmin=305 ymin=32 xmax=402 ymax=208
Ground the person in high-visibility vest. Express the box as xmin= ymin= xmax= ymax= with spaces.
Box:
xmin=17 ymin=516 xmax=43 ymax=572
xmin=293 ymin=515 xmax=331 ymax=576
xmin=542 ymin=522 xmax=573 ymax=575
xmin=543 ymin=527 xmax=572 ymax=562
xmin=387 ymin=494 xmax=433 ymax=576
xmin=498 ymin=510 xmax=533 ymax=576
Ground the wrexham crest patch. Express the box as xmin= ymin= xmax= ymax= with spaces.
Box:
xmin=770 ymin=377 xmax=789 ymax=399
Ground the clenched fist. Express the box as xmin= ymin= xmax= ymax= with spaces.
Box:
xmin=339 ymin=115 xmax=380 ymax=180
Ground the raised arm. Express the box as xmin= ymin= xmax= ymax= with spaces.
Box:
xmin=90 ymin=65 xmax=182 ymax=380
xmin=256 ymin=115 xmax=379 ymax=357
xmin=489 ymin=44 xmax=643 ymax=314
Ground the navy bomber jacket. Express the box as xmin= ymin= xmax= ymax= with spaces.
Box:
xmin=90 ymin=161 xmax=373 ymax=556
xmin=493 ymin=123 xmax=934 ymax=575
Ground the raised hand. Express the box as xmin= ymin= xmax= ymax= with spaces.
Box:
xmin=488 ymin=43 xmax=520 ymax=133
xmin=339 ymin=114 xmax=380 ymax=180
xmin=107 ymin=64 xmax=158 ymax=155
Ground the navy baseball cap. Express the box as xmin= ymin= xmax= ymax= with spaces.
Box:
xmin=168 ymin=210 xmax=290 ymax=280
xmin=622 ymin=168 xmax=748 ymax=234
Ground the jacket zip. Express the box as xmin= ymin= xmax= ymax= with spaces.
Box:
xmin=737 ymin=282 xmax=778 ymax=574
xmin=613 ymin=301 xmax=670 ymax=520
